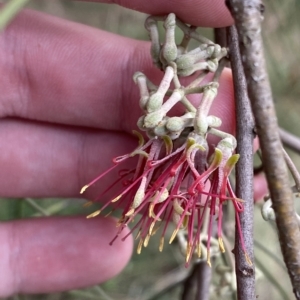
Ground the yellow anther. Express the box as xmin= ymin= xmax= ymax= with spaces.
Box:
xmin=169 ymin=228 xmax=179 ymax=244
xmin=183 ymin=215 xmax=189 ymax=228
xmin=86 ymin=210 xmax=101 ymax=219
xmin=159 ymin=237 xmax=165 ymax=252
xmin=111 ymin=195 xmax=122 ymax=203
xmin=213 ymin=148 xmax=223 ymax=165
xmin=148 ymin=203 xmax=155 ymax=218
xmin=173 ymin=198 xmax=185 ymax=215
xmin=149 ymin=222 xmax=155 ymax=235
xmin=151 ymin=225 xmax=160 ymax=236
xmin=197 ymin=242 xmax=201 ymax=258
xmin=144 ymin=234 xmax=151 ymax=247
xmin=225 ymin=153 xmax=240 ymax=169
xmin=80 ymin=185 xmax=89 ymax=194
xmin=135 ymin=230 xmax=141 ymax=240
xmin=185 ymin=243 xmax=192 ymax=263
xmin=207 ymin=251 xmax=212 ymax=267
xmin=149 ymin=208 xmax=162 ymax=221
xmin=149 ymin=189 xmax=169 ymax=204
xmin=137 ymin=239 xmax=143 ymax=254
xmin=132 ymin=130 xmax=145 ymax=147
xmin=173 ymin=200 xmax=190 ymax=224
xmin=125 ymin=208 xmax=135 ymax=217
xmin=130 ymin=150 xmax=149 ymax=158
xmin=218 ymin=237 xmax=226 ymax=253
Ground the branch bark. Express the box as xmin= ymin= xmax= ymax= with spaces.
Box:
xmin=227 ymin=1 xmax=300 ymax=299
xmin=227 ymin=25 xmax=255 ymax=300
xmin=195 ymin=262 xmax=211 ymax=300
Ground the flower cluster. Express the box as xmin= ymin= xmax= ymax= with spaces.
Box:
xmin=81 ymin=13 xmax=251 ymax=267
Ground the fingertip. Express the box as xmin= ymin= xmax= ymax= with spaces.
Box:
xmin=0 ymin=216 xmax=133 ymax=296
xmin=107 ymin=0 xmax=234 ymax=27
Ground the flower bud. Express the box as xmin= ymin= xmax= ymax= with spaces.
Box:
xmin=145 ymin=17 xmax=161 ymax=68
xmin=147 ymin=93 xmax=164 ymax=113
xmin=144 ymin=110 xmax=165 ymax=129
xmin=166 ymin=117 xmax=185 ymax=132
xmin=161 ymin=13 xmax=177 ymax=63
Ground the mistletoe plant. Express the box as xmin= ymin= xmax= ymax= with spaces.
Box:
xmin=80 ymin=13 xmax=251 ymax=268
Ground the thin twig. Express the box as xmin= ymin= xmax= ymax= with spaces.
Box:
xmin=214 ymin=28 xmax=227 ymax=47
xmin=181 ymin=265 xmax=198 ymax=300
xmin=254 ymin=239 xmax=286 ymax=270
xmin=144 ymin=266 xmax=189 ymax=300
xmin=93 ymin=286 xmax=114 ymax=300
xmin=195 ymin=262 xmax=211 ymax=300
xmin=227 ymin=25 xmax=255 ymax=300
xmin=282 ymin=147 xmax=300 ymax=192
xmin=227 ymin=1 xmax=300 ymax=298
xmin=0 ymin=0 xmax=31 ymax=30
xmin=280 ymin=127 xmax=300 ymax=154
xmin=255 ymin=256 xmax=290 ymax=300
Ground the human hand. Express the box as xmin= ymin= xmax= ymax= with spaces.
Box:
xmin=0 ymin=0 xmax=267 ymax=296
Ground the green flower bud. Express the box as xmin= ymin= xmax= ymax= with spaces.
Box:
xmin=147 ymin=93 xmax=164 ymax=113
xmin=162 ymin=13 xmax=177 ymax=63
xmin=144 ymin=110 xmax=165 ymax=129
xmin=166 ymin=117 xmax=185 ymax=132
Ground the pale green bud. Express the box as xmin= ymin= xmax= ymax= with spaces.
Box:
xmin=162 ymin=13 xmax=177 ymax=63
xmin=145 ymin=17 xmax=162 ymax=69
xmin=207 ymin=59 xmax=219 ymax=72
xmin=166 ymin=117 xmax=184 ymax=132
xmin=147 ymin=93 xmax=164 ymax=113
xmin=206 ymin=115 xmax=222 ymax=128
xmin=153 ymin=118 xmax=169 ymax=137
xmin=144 ymin=110 xmax=165 ymax=129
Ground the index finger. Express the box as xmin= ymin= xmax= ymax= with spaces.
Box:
xmin=89 ymin=0 xmax=233 ymax=27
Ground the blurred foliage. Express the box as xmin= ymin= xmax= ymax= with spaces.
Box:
xmin=0 ymin=0 xmax=300 ymax=299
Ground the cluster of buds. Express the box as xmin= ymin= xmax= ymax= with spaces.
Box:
xmin=81 ymin=13 xmax=251 ymax=267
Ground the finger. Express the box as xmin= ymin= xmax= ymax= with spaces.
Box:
xmin=0 ymin=216 xmax=133 ymax=297
xmin=1 ymin=9 xmax=234 ymax=132
xmin=254 ymin=172 xmax=268 ymax=202
xmin=92 ymin=0 xmax=233 ymax=27
xmin=0 ymin=62 xmax=233 ymax=200
xmin=0 ymin=119 xmax=136 ymax=198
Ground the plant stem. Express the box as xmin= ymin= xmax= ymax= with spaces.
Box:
xmin=195 ymin=261 xmax=211 ymax=300
xmin=214 ymin=28 xmax=227 ymax=47
xmin=181 ymin=265 xmax=197 ymax=300
xmin=227 ymin=1 xmax=300 ymax=298
xmin=282 ymin=147 xmax=300 ymax=192
xmin=0 ymin=0 xmax=30 ymax=30
xmin=145 ymin=266 xmax=189 ymax=300
xmin=227 ymin=24 xmax=256 ymax=300
xmin=280 ymin=128 xmax=300 ymax=154
xmin=254 ymin=239 xmax=286 ymax=270
xmin=255 ymin=256 xmax=290 ymax=300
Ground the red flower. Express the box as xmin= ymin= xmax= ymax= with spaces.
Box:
xmin=80 ymin=131 xmax=251 ymax=267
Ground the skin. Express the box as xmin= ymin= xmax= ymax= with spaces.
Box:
xmin=0 ymin=0 xmax=267 ymax=296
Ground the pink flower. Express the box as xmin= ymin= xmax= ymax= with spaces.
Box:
xmin=81 ymin=131 xmax=251 ymax=267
